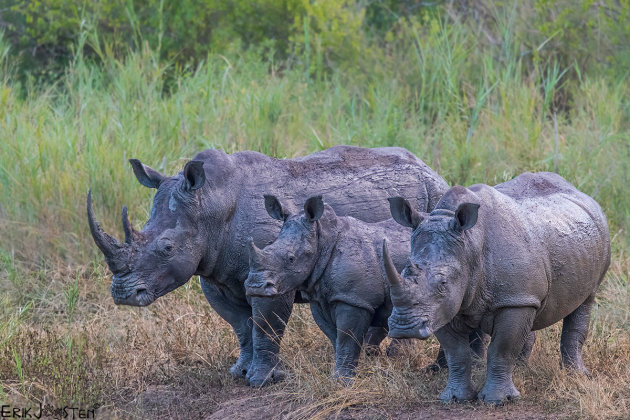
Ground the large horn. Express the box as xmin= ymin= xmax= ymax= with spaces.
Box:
xmin=87 ymin=189 xmax=122 ymax=257
xmin=121 ymin=205 xmax=141 ymax=244
xmin=247 ymin=237 xmax=264 ymax=269
xmin=382 ymin=239 xmax=403 ymax=287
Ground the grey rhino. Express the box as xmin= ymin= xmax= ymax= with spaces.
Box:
xmin=382 ymin=172 xmax=610 ymax=404
xmin=245 ymin=195 xmax=412 ymax=381
xmin=87 ymin=145 xmax=449 ymax=386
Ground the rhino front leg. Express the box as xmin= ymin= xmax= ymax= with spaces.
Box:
xmin=247 ymin=292 xmax=295 ymax=387
xmin=478 ymin=306 xmax=536 ymax=405
xmin=434 ymin=325 xmax=477 ymax=402
xmin=561 ymin=294 xmax=594 ymax=375
xmin=199 ymin=278 xmax=253 ymax=378
xmin=333 ymin=303 xmax=372 ymax=383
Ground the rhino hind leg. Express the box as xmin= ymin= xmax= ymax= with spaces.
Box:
xmin=333 ymin=303 xmax=373 ymax=384
xmin=478 ymin=307 xmax=536 ymax=405
xmin=560 ymin=294 xmax=595 ymax=375
xmin=310 ymin=302 xmax=338 ymax=350
xmin=364 ymin=326 xmax=387 ymax=356
xmin=425 ymin=347 xmax=448 ymax=373
xmin=469 ymin=329 xmax=489 ymax=360
xmin=517 ymin=331 xmax=537 ymax=365
xmin=199 ymin=279 xmax=253 ymax=378
xmin=426 ymin=329 xmax=487 ymax=373
xmin=247 ymin=293 xmax=295 ymax=387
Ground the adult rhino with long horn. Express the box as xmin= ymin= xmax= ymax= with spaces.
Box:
xmin=87 ymin=145 xmax=449 ymax=386
xmin=382 ymin=172 xmax=610 ymax=404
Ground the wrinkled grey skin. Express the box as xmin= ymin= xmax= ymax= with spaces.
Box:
xmin=245 ymin=195 xmax=412 ymax=381
xmin=87 ymin=145 xmax=448 ymax=386
xmin=383 ymin=172 xmax=610 ymax=405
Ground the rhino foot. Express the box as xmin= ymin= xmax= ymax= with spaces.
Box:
xmin=425 ymin=362 xmax=444 ymax=374
xmin=364 ymin=344 xmax=381 ymax=357
xmin=477 ymin=382 xmax=520 ymax=405
xmin=440 ymin=384 xmax=477 ymax=403
xmin=229 ymin=357 xmax=252 ymax=378
xmin=332 ymin=368 xmax=356 ymax=386
xmin=246 ymin=365 xmax=286 ymax=387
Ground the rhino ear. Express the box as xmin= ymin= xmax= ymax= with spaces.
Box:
xmin=453 ymin=202 xmax=480 ymax=232
xmin=388 ymin=197 xmax=424 ymax=229
xmin=264 ymin=195 xmax=288 ymax=221
xmin=304 ymin=195 xmax=324 ymax=222
xmin=183 ymin=160 xmax=206 ymax=191
xmin=129 ymin=159 xmax=166 ymax=189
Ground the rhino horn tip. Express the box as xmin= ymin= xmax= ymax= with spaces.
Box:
xmin=382 ymin=240 xmax=402 ymax=287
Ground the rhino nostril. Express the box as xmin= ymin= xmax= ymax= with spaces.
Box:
xmin=136 ymin=288 xmax=147 ymax=298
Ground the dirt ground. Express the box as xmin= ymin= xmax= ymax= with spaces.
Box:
xmin=96 ymin=381 xmax=563 ymax=420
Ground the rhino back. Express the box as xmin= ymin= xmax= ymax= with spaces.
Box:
xmin=195 ymin=146 xmax=446 ymax=291
xmin=473 ymin=173 xmax=610 ymax=328
xmin=262 ymin=145 xmax=447 ymax=220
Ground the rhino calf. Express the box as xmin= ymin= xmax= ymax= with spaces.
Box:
xmin=383 ymin=172 xmax=610 ymax=404
xmin=245 ymin=195 xmax=412 ymax=381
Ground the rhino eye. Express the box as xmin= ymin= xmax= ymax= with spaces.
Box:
xmin=157 ymin=239 xmax=174 ymax=256
xmin=287 ymin=254 xmax=296 ymax=263
xmin=435 ymin=276 xmax=448 ymax=292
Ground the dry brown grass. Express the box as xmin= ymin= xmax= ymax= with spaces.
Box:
xmin=1 ymin=253 xmax=628 ymax=419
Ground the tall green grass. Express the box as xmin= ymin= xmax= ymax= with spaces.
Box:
xmin=0 ymin=15 xmax=628 ymax=277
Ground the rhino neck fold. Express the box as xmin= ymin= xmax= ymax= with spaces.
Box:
xmin=301 ymin=219 xmax=340 ymax=299
xmin=458 ymin=229 xmax=486 ymax=314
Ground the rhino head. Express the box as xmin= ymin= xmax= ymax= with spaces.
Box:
xmin=245 ymin=195 xmax=332 ymax=297
xmin=383 ymin=188 xmax=481 ymax=339
xmin=88 ymin=159 xmax=209 ymax=306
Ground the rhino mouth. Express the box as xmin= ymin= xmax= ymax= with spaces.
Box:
xmin=111 ymin=276 xmax=154 ymax=306
xmin=388 ymin=313 xmax=433 ymax=340
xmin=245 ymin=272 xmax=279 ymax=297
xmin=245 ymin=281 xmax=278 ymax=297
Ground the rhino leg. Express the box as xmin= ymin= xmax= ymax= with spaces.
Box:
xmin=332 ymin=303 xmax=372 ymax=383
xmin=200 ymin=278 xmax=253 ymax=378
xmin=427 ymin=329 xmax=487 ymax=373
xmin=247 ymin=293 xmax=295 ymax=387
xmin=434 ymin=325 xmax=477 ymax=402
xmin=560 ymin=294 xmax=594 ymax=375
xmin=517 ymin=331 xmax=537 ymax=364
xmin=478 ymin=307 xmax=536 ymax=405
xmin=365 ymin=304 xmax=393 ymax=356
xmin=310 ymin=302 xmax=338 ymax=350
xmin=364 ymin=327 xmax=387 ymax=356
xmin=469 ymin=329 xmax=489 ymax=360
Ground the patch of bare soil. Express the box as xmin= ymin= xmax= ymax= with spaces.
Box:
xmin=339 ymin=403 xmax=560 ymax=420
xmin=108 ymin=384 xmax=560 ymax=420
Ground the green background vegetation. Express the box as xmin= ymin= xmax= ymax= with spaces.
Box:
xmin=0 ymin=1 xmax=629 ymax=417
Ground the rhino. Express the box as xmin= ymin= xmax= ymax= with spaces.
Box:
xmin=382 ymin=172 xmax=610 ymax=404
xmin=244 ymin=195 xmax=413 ymax=380
xmin=87 ymin=145 xmax=449 ymax=386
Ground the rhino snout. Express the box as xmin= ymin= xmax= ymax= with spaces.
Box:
xmin=388 ymin=312 xmax=433 ymax=340
xmin=245 ymin=274 xmax=279 ymax=297
xmin=111 ymin=277 xmax=153 ymax=306
xmin=245 ymin=281 xmax=278 ymax=297
xmin=417 ymin=317 xmax=433 ymax=339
